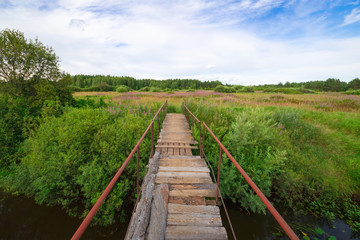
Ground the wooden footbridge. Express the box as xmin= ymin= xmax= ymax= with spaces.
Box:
xmin=72 ymin=102 xmax=299 ymax=240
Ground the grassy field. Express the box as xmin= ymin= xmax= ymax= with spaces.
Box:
xmin=74 ymin=90 xmax=360 ymax=232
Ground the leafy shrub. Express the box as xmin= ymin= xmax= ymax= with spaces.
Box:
xmin=83 ymin=83 xmax=116 ymax=92
xmin=343 ymin=89 xmax=360 ymax=95
xmin=0 ymin=96 xmax=29 ymax=166
xmin=139 ymin=87 xmax=150 ymax=92
xmin=236 ymin=86 xmax=255 ymax=93
xmin=222 ymin=108 xmax=286 ymax=213
xmin=150 ymin=87 xmax=162 ymax=92
xmin=6 ymin=108 xmax=151 ymax=225
xmin=263 ymin=88 xmax=315 ymax=94
xmin=116 ymin=85 xmax=131 ymax=93
xmin=214 ymin=85 xmax=236 ymax=93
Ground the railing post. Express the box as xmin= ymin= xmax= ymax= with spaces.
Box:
xmin=157 ymin=113 xmax=160 ymax=137
xmin=198 ymin=121 xmax=201 ymax=156
xmin=151 ymin=122 xmax=154 ymax=158
xmin=201 ymin=125 xmax=205 ymax=159
xmin=216 ymin=146 xmax=222 ymax=205
xmin=137 ymin=146 xmax=140 ymax=196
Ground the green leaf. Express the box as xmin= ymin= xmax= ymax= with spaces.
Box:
xmin=328 ymin=236 xmax=337 ymax=240
xmin=315 ymin=227 xmax=325 ymax=234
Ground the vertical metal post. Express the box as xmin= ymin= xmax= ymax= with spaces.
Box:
xmin=151 ymin=122 xmax=154 ymax=158
xmin=216 ymin=146 xmax=222 ymax=205
xmin=202 ymin=125 xmax=205 ymax=159
xmin=157 ymin=113 xmax=160 ymax=137
xmin=137 ymin=146 xmax=140 ymax=196
xmin=198 ymin=122 xmax=201 ymax=157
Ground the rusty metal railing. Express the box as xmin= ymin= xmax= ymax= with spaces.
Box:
xmin=183 ymin=103 xmax=202 ymax=156
xmin=184 ymin=103 xmax=299 ymax=240
xmin=71 ymin=101 xmax=167 ymax=240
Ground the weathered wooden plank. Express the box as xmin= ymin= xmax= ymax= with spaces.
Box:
xmin=169 ymin=189 xmax=217 ymax=198
xmin=157 ymin=140 xmax=198 ymax=144
xmin=170 ymin=184 xmax=216 ymax=190
xmin=158 ymin=166 xmax=210 ymax=172
xmin=168 ymin=196 xmax=206 ymax=205
xmin=156 ymin=177 xmax=212 ymax=184
xmin=167 ymin=213 xmax=222 ymax=227
xmin=164 ymin=156 xmax=201 ymax=159
xmin=156 ymin=145 xmax=197 ymax=149
xmin=168 ymin=203 xmax=220 ymax=215
xmin=165 ymin=226 xmax=227 ymax=240
xmin=159 ymin=159 xmax=207 ymax=167
xmin=157 ymin=172 xmax=210 ymax=178
xmin=206 ymin=199 xmax=217 ymax=206
xmin=174 ymin=143 xmax=180 ymax=155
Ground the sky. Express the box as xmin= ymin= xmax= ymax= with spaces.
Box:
xmin=1 ymin=0 xmax=360 ymax=85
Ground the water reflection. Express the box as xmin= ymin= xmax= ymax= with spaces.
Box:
xmin=0 ymin=191 xmax=357 ymax=240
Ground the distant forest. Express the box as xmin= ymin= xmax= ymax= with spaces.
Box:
xmin=70 ymin=75 xmax=360 ymax=92
xmin=71 ymin=75 xmax=222 ymax=91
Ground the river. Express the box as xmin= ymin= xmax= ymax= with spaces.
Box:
xmin=0 ymin=190 xmax=357 ymax=239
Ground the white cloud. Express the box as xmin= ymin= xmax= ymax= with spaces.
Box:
xmin=0 ymin=0 xmax=359 ymax=85
xmin=343 ymin=7 xmax=360 ymax=25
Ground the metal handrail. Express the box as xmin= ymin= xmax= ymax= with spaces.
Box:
xmin=202 ymin=122 xmax=299 ymax=240
xmin=183 ymin=103 xmax=202 ymax=156
xmin=71 ymin=101 xmax=167 ymax=240
xmin=183 ymin=103 xmax=298 ymax=240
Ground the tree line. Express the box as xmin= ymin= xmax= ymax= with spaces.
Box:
xmin=71 ymin=75 xmax=223 ymax=91
xmin=257 ymin=78 xmax=360 ymax=92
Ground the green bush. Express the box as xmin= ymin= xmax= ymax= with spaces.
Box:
xmin=139 ymin=87 xmax=150 ymax=92
xmin=236 ymin=86 xmax=255 ymax=93
xmin=343 ymin=89 xmax=360 ymax=95
xmin=214 ymin=85 xmax=236 ymax=93
xmin=116 ymin=85 xmax=131 ymax=93
xmin=6 ymin=108 xmax=151 ymax=225
xmin=263 ymin=87 xmax=315 ymax=94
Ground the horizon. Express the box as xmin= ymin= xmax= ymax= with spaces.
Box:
xmin=1 ymin=0 xmax=360 ymax=85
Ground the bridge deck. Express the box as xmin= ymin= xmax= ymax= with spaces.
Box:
xmin=156 ymin=113 xmax=228 ymax=239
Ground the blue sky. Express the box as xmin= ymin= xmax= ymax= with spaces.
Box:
xmin=1 ymin=0 xmax=359 ymax=85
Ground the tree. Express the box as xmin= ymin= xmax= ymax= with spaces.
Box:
xmin=0 ymin=29 xmax=72 ymax=107
xmin=348 ymin=78 xmax=360 ymax=90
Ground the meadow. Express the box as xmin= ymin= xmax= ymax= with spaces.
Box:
xmin=74 ymin=90 xmax=360 ymax=233
xmin=2 ymin=89 xmax=359 ymax=237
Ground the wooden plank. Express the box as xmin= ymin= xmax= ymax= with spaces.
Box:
xmin=156 ymin=145 xmax=197 ymax=149
xmin=174 ymin=143 xmax=180 ymax=155
xmin=168 ymin=203 xmax=220 ymax=215
xmin=156 ymin=177 xmax=212 ymax=184
xmin=206 ymin=199 xmax=217 ymax=206
xmin=159 ymin=160 xmax=207 ymax=167
xmin=170 ymin=184 xmax=216 ymax=190
xmin=157 ymin=140 xmax=198 ymax=144
xmin=169 ymin=189 xmax=217 ymax=197
xmin=165 ymin=156 xmax=201 ymax=159
xmin=157 ymin=172 xmax=210 ymax=178
xmin=167 ymin=213 xmax=222 ymax=227
xmin=168 ymin=196 xmax=206 ymax=205
xmin=165 ymin=226 xmax=227 ymax=240
xmin=158 ymin=167 xmax=209 ymax=172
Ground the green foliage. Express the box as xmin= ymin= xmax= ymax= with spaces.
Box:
xmin=0 ymin=29 xmax=73 ymax=108
xmin=236 ymin=86 xmax=255 ymax=93
xmin=116 ymin=85 xmax=131 ymax=93
xmin=343 ymin=89 xmax=360 ymax=95
xmin=72 ymin=75 xmax=222 ymax=91
xmin=263 ymin=87 xmax=315 ymax=94
xmin=185 ymin=99 xmax=360 ymax=231
xmin=214 ymin=85 xmax=236 ymax=93
xmin=0 ymin=95 xmax=29 ymax=166
xmin=5 ymin=107 xmax=151 ymax=225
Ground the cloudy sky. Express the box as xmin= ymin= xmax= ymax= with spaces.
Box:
xmin=1 ymin=0 xmax=360 ymax=85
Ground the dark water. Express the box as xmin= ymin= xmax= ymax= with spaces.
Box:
xmin=0 ymin=190 xmax=358 ymax=239
xmin=220 ymin=201 xmax=358 ymax=240
xmin=0 ymin=191 xmax=129 ymax=240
